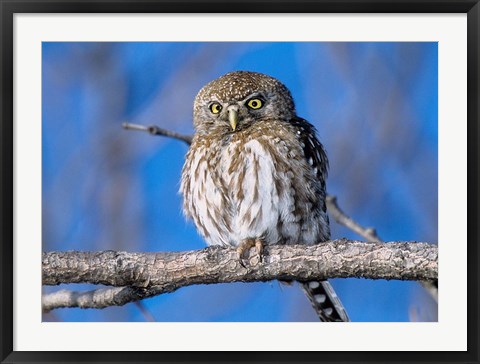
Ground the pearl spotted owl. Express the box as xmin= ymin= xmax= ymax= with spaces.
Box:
xmin=181 ymin=71 xmax=349 ymax=322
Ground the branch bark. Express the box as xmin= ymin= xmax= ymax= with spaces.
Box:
xmin=326 ymin=195 xmax=438 ymax=302
xmin=42 ymin=239 xmax=437 ymax=311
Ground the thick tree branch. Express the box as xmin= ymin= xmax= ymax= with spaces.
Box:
xmin=326 ymin=195 xmax=438 ymax=302
xmin=42 ymin=240 xmax=437 ymax=311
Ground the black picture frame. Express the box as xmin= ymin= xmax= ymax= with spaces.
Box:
xmin=1 ymin=1 xmax=478 ymax=363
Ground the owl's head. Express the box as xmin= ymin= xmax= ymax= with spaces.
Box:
xmin=193 ymin=71 xmax=296 ymax=134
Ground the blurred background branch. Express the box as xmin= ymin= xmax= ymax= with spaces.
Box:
xmin=42 ymin=240 xmax=437 ymax=312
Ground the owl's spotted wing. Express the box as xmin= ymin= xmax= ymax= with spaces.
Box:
xmin=290 ymin=117 xmax=328 ymax=212
xmin=291 ymin=117 xmax=350 ymax=322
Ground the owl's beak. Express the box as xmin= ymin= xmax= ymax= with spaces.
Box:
xmin=228 ymin=109 xmax=238 ymax=131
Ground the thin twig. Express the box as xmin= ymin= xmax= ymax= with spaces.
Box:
xmin=326 ymin=195 xmax=382 ymax=242
xmin=326 ymin=195 xmax=438 ymax=302
xmin=122 ymin=122 xmax=192 ymax=145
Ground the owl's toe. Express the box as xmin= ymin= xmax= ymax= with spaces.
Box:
xmin=254 ymin=238 xmax=264 ymax=263
xmin=237 ymin=238 xmax=264 ymax=267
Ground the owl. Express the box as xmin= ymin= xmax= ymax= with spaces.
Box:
xmin=180 ymin=71 xmax=349 ymax=322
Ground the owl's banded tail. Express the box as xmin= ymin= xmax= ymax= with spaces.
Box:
xmin=301 ymin=280 xmax=350 ymax=322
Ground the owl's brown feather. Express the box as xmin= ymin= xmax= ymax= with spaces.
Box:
xmin=181 ymin=71 xmax=349 ymax=322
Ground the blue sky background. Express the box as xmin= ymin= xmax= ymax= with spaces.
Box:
xmin=42 ymin=42 xmax=438 ymax=322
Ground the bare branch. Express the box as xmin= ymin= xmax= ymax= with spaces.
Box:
xmin=42 ymin=285 xmax=174 ymax=312
xmin=326 ymin=195 xmax=438 ymax=302
xmin=42 ymin=287 xmax=163 ymax=316
xmin=42 ymin=287 xmax=145 ymax=311
xmin=326 ymin=195 xmax=382 ymax=242
xmin=122 ymin=122 xmax=192 ymax=145
xmin=42 ymin=240 xmax=437 ymax=311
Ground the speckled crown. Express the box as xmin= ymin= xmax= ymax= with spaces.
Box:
xmin=194 ymin=71 xmax=295 ymax=111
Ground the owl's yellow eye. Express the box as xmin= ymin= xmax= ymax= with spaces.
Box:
xmin=209 ymin=102 xmax=223 ymax=114
xmin=247 ymin=98 xmax=263 ymax=110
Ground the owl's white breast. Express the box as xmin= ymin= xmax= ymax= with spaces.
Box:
xmin=220 ymin=139 xmax=286 ymax=246
xmin=182 ymin=131 xmax=328 ymax=247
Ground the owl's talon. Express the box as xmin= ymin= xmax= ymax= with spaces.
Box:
xmin=237 ymin=238 xmax=264 ymax=266
xmin=255 ymin=239 xmax=264 ymax=263
xmin=238 ymin=256 xmax=248 ymax=269
xmin=237 ymin=240 xmax=254 ymax=267
xmin=236 ymin=248 xmax=247 ymax=268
